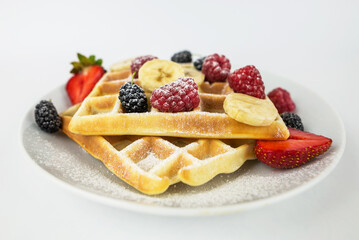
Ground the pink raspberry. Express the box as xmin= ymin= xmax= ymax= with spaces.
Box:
xmin=150 ymin=77 xmax=200 ymax=113
xmin=268 ymin=87 xmax=296 ymax=114
xmin=227 ymin=65 xmax=265 ymax=99
xmin=131 ymin=55 xmax=158 ymax=78
xmin=201 ymin=54 xmax=231 ymax=83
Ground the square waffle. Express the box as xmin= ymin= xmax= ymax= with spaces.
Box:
xmin=61 ymin=105 xmax=256 ymax=195
xmin=68 ymin=70 xmax=289 ymax=139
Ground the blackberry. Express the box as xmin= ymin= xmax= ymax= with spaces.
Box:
xmin=171 ymin=50 xmax=192 ymax=63
xmin=119 ymin=80 xmax=148 ymax=113
xmin=193 ymin=56 xmax=206 ymax=71
xmin=280 ymin=112 xmax=304 ymax=131
xmin=34 ymin=100 xmax=62 ymax=133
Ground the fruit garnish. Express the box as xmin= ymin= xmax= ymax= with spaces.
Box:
xmin=119 ymin=72 xmax=148 ymax=113
xmin=131 ymin=55 xmax=158 ymax=78
xmin=138 ymin=59 xmax=185 ymax=92
xmin=150 ymin=77 xmax=200 ymax=113
xmin=267 ymin=87 xmax=296 ymax=114
xmin=280 ymin=112 xmax=304 ymax=131
xmin=181 ymin=63 xmax=205 ymax=86
xmin=193 ymin=56 xmax=206 ymax=71
xmin=227 ymin=65 xmax=265 ymax=99
xmin=255 ymin=128 xmax=332 ymax=169
xmin=110 ymin=57 xmax=135 ymax=72
xmin=224 ymin=93 xmax=278 ymax=126
xmin=65 ymin=53 xmax=105 ymax=105
xmin=171 ymin=50 xmax=192 ymax=63
xmin=34 ymin=100 xmax=62 ymax=133
xmin=202 ymin=53 xmax=231 ymax=83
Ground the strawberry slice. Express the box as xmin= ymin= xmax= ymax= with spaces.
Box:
xmin=255 ymin=128 xmax=332 ymax=169
xmin=65 ymin=53 xmax=105 ymax=105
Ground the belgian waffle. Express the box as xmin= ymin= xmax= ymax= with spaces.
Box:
xmin=68 ymin=70 xmax=289 ymax=139
xmin=61 ymin=106 xmax=256 ymax=195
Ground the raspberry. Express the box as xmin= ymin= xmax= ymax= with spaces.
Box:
xmin=280 ymin=112 xmax=304 ymax=131
xmin=193 ymin=56 xmax=206 ymax=71
xmin=201 ymin=54 xmax=231 ymax=83
xmin=131 ymin=55 xmax=158 ymax=78
xmin=268 ymin=87 xmax=296 ymax=114
xmin=34 ymin=100 xmax=62 ymax=133
xmin=171 ymin=50 xmax=192 ymax=63
xmin=150 ymin=77 xmax=200 ymax=113
xmin=227 ymin=65 xmax=265 ymax=99
xmin=119 ymin=81 xmax=148 ymax=113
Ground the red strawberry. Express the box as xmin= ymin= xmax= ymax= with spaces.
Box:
xmin=255 ymin=128 xmax=332 ymax=169
xmin=65 ymin=53 xmax=105 ymax=105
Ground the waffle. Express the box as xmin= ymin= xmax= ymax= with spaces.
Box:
xmin=68 ymin=70 xmax=289 ymax=139
xmin=61 ymin=106 xmax=256 ymax=195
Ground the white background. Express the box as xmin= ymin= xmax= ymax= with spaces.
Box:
xmin=1 ymin=0 xmax=359 ymax=239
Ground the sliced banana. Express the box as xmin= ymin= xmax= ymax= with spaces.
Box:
xmin=223 ymin=93 xmax=278 ymax=126
xmin=181 ymin=63 xmax=205 ymax=86
xmin=139 ymin=59 xmax=185 ymax=92
xmin=110 ymin=57 xmax=135 ymax=72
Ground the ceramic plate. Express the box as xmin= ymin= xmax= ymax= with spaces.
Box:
xmin=20 ymin=72 xmax=345 ymax=216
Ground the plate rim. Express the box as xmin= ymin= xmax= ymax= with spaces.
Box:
xmin=19 ymin=75 xmax=346 ymax=216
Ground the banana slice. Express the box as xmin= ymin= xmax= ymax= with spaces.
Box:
xmin=139 ymin=59 xmax=185 ymax=92
xmin=110 ymin=57 xmax=135 ymax=72
xmin=223 ymin=93 xmax=278 ymax=126
xmin=181 ymin=63 xmax=205 ymax=86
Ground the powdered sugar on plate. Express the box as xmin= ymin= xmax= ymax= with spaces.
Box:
xmin=22 ymin=122 xmax=337 ymax=208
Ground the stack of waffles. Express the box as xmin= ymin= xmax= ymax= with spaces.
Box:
xmin=62 ymin=67 xmax=289 ymax=195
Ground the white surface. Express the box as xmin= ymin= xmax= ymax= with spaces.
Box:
xmin=1 ymin=0 xmax=358 ymax=239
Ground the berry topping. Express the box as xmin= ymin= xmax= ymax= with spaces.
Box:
xmin=280 ymin=112 xmax=304 ymax=131
xmin=268 ymin=87 xmax=296 ymax=114
xmin=171 ymin=50 xmax=192 ymax=63
xmin=227 ymin=65 xmax=265 ymax=99
xmin=66 ymin=53 xmax=105 ymax=105
xmin=201 ymin=53 xmax=231 ymax=83
xmin=119 ymin=73 xmax=148 ymax=113
xmin=255 ymin=128 xmax=332 ymax=169
xmin=131 ymin=55 xmax=158 ymax=78
xmin=150 ymin=77 xmax=200 ymax=113
xmin=193 ymin=56 xmax=206 ymax=71
xmin=34 ymin=100 xmax=62 ymax=133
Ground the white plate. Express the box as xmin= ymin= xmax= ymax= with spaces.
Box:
xmin=20 ymin=72 xmax=345 ymax=216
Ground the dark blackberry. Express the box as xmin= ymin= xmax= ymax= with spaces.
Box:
xmin=34 ymin=100 xmax=62 ymax=133
xmin=193 ymin=56 xmax=206 ymax=71
xmin=119 ymin=80 xmax=148 ymax=113
xmin=171 ymin=50 xmax=192 ymax=63
xmin=280 ymin=112 xmax=304 ymax=131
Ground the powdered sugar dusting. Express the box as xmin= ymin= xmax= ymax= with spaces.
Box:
xmin=23 ymin=123 xmax=338 ymax=208
xmin=136 ymin=152 xmax=162 ymax=171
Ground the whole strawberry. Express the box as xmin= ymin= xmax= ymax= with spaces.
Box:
xmin=66 ymin=53 xmax=105 ymax=105
xmin=268 ymin=87 xmax=296 ymax=114
xmin=131 ymin=55 xmax=158 ymax=78
xmin=255 ymin=128 xmax=332 ymax=169
xmin=150 ymin=77 xmax=200 ymax=113
xmin=201 ymin=53 xmax=231 ymax=83
xmin=227 ymin=65 xmax=265 ymax=99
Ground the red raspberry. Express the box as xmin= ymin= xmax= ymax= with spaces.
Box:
xmin=150 ymin=77 xmax=200 ymax=113
xmin=201 ymin=54 xmax=231 ymax=83
xmin=227 ymin=65 xmax=265 ymax=99
xmin=267 ymin=87 xmax=296 ymax=114
xmin=131 ymin=55 xmax=158 ymax=78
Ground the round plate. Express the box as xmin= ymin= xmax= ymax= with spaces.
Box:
xmin=20 ymin=72 xmax=345 ymax=216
